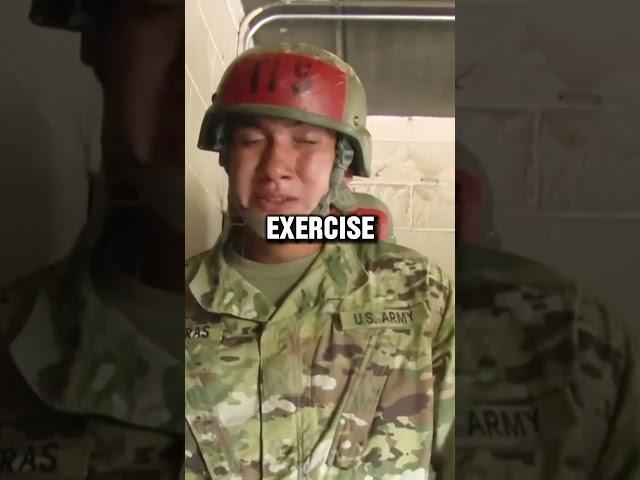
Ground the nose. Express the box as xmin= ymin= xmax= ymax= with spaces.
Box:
xmin=257 ymin=139 xmax=294 ymax=181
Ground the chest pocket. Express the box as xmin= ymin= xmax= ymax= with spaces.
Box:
xmin=185 ymin=319 xmax=241 ymax=478
xmin=455 ymin=309 xmax=604 ymax=480
xmin=326 ymin=303 xmax=432 ymax=470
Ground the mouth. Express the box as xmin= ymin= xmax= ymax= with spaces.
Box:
xmin=252 ymin=194 xmax=299 ymax=213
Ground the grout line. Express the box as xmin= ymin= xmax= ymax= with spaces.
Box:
xmin=194 ymin=0 xmax=225 ymax=67
xmin=395 ymin=227 xmax=455 ymax=233
xmin=497 ymin=211 xmax=640 ymax=221
xmin=408 ymin=185 xmax=414 ymax=229
xmin=185 ymin=66 xmax=208 ymax=107
xmin=458 ymin=103 xmax=621 ymax=112
xmin=186 ymin=160 xmax=221 ymax=201
xmin=370 ymin=138 xmax=455 ymax=143
xmin=224 ymin=0 xmax=241 ymax=30
xmin=185 ymin=82 xmax=192 ymax=142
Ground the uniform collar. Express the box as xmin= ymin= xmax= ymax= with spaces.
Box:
xmin=187 ymin=238 xmax=371 ymax=320
xmin=9 ymin=252 xmax=182 ymax=435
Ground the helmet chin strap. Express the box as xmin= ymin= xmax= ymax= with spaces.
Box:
xmin=226 ymin=136 xmax=358 ymax=240
xmin=314 ymin=137 xmax=357 ymax=214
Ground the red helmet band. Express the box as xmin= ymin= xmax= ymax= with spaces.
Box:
xmin=221 ymin=52 xmax=347 ymax=123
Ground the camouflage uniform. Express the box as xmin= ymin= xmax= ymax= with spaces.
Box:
xmin=455 ymin=142 xmax=640 ymax=478
xmin=456 ymin=242 xmax=640 ymax=480
xmin=0 ymin=242 xmax=183 ymax=478
xmin=0 ymin=1 xmax=183 ymax=477
xmin=185 ymin=238 xmax=455 ymax=479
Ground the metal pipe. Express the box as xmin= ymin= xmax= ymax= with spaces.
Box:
xmin=238 ymin=1 xmax=455 ymax=54
xmin=335 ymin=1 xmax=345 ymax=60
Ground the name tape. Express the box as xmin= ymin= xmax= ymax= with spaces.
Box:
xmin=185 ymin=324 xmax=223 ymax=341
xmin=339 ymin=304 xmax=427 ymax=330
xmin=0 ymin=438 xmax=91 ymax=477
xmin=457 ymin=405 xmax=540 ymax=449
xmin=266 ymin=215 xmax=377 ymax=242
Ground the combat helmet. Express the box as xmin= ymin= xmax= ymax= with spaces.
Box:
xmin=199 ymin=42 xmax=372 ymax=237
xmin=456 ymin=142 xmax=500 ymax=247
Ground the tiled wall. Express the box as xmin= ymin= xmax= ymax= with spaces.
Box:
xmin=185 ymin=0 xmax=245 ymax=259
xmin=351 ymin=117 xmax=455 ymax=277
xmin=457 ymin=7 xmax=640 ymax=332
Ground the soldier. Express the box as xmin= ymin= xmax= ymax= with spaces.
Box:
xmin=185 ymin=43 xmax=455 ymax=479
xmin=456 ymin=142 xmax=640 ymax=479
xmin=0 ymin=1 xmax=183 ymax=478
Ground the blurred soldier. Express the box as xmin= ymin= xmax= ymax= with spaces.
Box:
xmin=456 ymin=142 xmax=640 ymax=479
xmin=0 ymin=1 xmax=184 ymax=477
xmin=344 ymin=187 xmax=397 ymax=244
xmin=185 ymin=43 xmax=455 ymax=479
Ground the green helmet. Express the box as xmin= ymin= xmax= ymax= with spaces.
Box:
xmin=199 ymin=43 xmax=372 ymax=238
xmin=199 ymin=42 xmax=372 ymax=178
xmin=29 ymin=0 xmax=89 ymax=31
xmin=455 ymin=142 xmax=500 ymax=248
xmin=29 ymin=0 xmax=107 ymax=67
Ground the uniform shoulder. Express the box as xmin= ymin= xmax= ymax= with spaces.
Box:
xmin=355 ymin=240 xmax=447 ymax=276
xmin=352 ymin=241 xmax=453 ymax=302
xmin=459 ymin=244 xmax=631 ymax=361
xmin=458 ymin=243 xmax=573 ymax=287
xmin=185 ymin=248 xmax=216 ymax=283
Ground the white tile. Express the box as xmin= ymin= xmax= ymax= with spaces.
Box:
xmin=212 ymin=55 xmax=225 ymax=93
xmin=538 ymin=109 xmax=640 ymax=212
xmin=186 ymin=164 xmax=224 ymax=258
xmin=198 ymin=0 xmax=240 ymax=66
xmin=456 ymin=108 xmax=537 ymax=212
xmin=189 ymin=145 xmax=228 ymax=201
xmin=185 ymin=77 xmax=192 ymax=151
xmin=186 ymin=0 xmax=217 ymax=99
xmin=369 ymin=142 xmax=423 ymax=183
xmin=409 ymin=142 xmax=454 ymax=180
xmin=413 ymin=185 xmax=455 ymax=230
xmin=456 ymin=10 xmax=563 ymax=106
xmin=186 ymin=88 xmax=206 ymax=167
xmin=349 ymin=184 xmax=411 ymax=229
xmin=366 ymin=116 xmax=411 ymax=142
xmin=224 ymin=0 xmax=246 ymax=30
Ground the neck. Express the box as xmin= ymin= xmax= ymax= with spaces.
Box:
xmin=113 ymin=207 xmax=184 ymax=293
xmin=241 ymin=228 xmax=321 ymax=263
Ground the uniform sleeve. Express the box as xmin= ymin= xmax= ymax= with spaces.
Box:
xmin=430 ymin=273 xmax=455 ymax=480
xmin=589 ymin=332 xmax=640 ymax=480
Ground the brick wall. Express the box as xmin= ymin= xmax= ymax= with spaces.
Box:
xmin=351 ymin=117 xmax=455 ymax=277
xmin=457 ymin=6 xmax=640 ymax=333
xmin=185 ymin=0 xmax=246 ymax=258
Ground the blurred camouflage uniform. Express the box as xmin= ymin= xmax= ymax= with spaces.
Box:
xmin=185 ymin=43 xmax=455 ymax=479
xmin=0 ymin=238 xmax=183 ymax=478
xmin=0 ymin=1 xmax=183 ymax=477
xmin=456 ymin=142 xmax=640 ymax=479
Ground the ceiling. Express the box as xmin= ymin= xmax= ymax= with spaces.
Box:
xmin=239 ymin=0 xmax=455 ymax=117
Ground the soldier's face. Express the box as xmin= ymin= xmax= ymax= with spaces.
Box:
xmin=100 ymin=0 xmax=184 ymax=173
xmin=227 ymin=116 xmax=337 ymax=215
